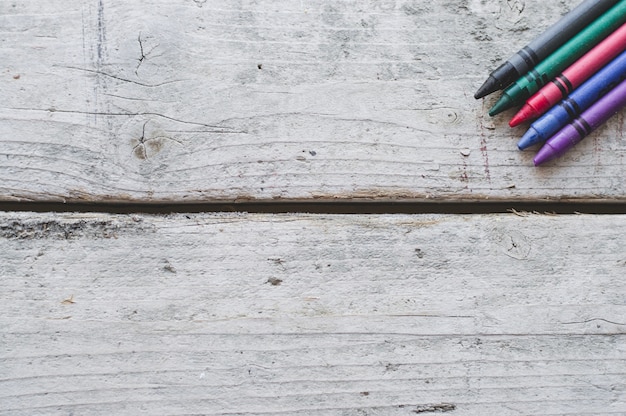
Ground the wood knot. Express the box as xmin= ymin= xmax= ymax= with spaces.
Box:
xmin=491 ymin=227 xmax=532 ymax=260
xmin=129 ymin=120 xmax=176 ymax=160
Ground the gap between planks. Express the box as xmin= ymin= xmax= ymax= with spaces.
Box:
xmin=1 ymin=200 xmax=626 ymax=215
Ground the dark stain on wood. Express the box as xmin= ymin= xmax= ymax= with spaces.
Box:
xmin=267 ymin=277 xmax=283 ymax=286
xmin=0 ymin=218 xmax=151 ymax=239
xmin=412 ymin=403 xmax=456 ymax=413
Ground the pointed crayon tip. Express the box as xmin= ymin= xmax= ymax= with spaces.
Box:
xmin=517 ymin=127 xmax=542 ymax=150
xmin=533 ymin=143 xmax=558 ymax=166
xmin=475 ymin=75 xmax=499 ymax=99
xmin=488 ymin=93 xmax=514 ymax=117
xmin=509 ymin=104 xmax=537 ymax=127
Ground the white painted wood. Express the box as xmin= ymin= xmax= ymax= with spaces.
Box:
xmin=1 ymin=212 xmax=624 ymax=415
xmin=2 ymin=0 xmax=625 ymax=203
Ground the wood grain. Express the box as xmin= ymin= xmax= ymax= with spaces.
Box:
xmin=1 ymin=212 xmax=624 ymax=415
xmin=2 ymin=0 xmax=625 ymax=203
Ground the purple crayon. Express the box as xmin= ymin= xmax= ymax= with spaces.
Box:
xmin=534 ymin=78 xmax=626 ymax=166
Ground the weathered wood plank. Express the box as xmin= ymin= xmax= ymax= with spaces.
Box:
xmin=1 ymin=212 xmax=624 ymax=415
xmin=1 ymin=0 xmax=625 ymax=203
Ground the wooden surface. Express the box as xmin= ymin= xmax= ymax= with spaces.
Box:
xmin=2 ymin=0 xmax=626 ymax=203
xmin=1 ymin=212 xmax=625 ymax=415
xmin=3 ymin=1 xmax=626 ymax=415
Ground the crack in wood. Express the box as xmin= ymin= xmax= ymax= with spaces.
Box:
xmin=134 ymin=33 xmax=160 ymax=76
xmin=561 ymin=318 xmax=626 ymax=326
xmin=136 ymin=33 xmax=146 ymax=76
xmin=58 ymin=65 xmax=183 ymax=88
xmin=5 ymin=106 xmax=243 ymax=132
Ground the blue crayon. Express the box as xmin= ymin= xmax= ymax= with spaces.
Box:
xmin=518 ymin=49 xmax=626 ymax=150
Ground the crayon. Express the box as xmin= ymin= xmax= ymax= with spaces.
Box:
xmin=517 ymin=50 xmax=626 ymax=150
xmin=510 ymin=22 xmax=626 ymax=127
xmin=533 ymin=79 xmax=626 ymax=166
xmin=474 ymin=0 xmax=619 ymax=99
xmin=489 ymin=0 xmax=626 ymax=117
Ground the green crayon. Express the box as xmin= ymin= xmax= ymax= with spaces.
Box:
xmin=489 ymin=0 xmax=626 ymax=117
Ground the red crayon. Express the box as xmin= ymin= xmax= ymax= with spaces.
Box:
xmin=510 ymin=22 xmax=626 ymax=127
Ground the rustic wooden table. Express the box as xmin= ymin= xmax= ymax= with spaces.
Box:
xmin=2 ymin=1 xmax=625 ymax=415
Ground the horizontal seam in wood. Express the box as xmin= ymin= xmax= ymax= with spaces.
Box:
xmin=1 ymin=201 xmax=626 ymax=215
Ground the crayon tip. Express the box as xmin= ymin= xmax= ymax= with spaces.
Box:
xmin=475 ymin=75 xmax=499 ymax=100
xmin=533 ymin=143 xmax=558 ymax=166
xmin=509 ymin=104 xmax=537 ymax=127
xmin=488 ymin=93 xmax=515 ymax=117
xmin=517 ymin=127 xmax=542 ymax=150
